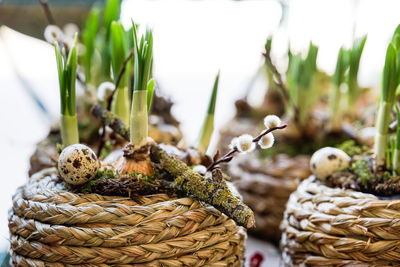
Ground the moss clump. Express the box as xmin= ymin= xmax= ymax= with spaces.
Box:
xmin=337 ymin=140 xmax=369 ymax=157
xmin=126 ymin=171 xmax=156 ymax=184
xmin=95 ymin=169 xmax=119 ymax=179
xmin=81 ymin=180 xmax=99 ymax=193
xmin=349 ymin=159 xmax=373 ymax=187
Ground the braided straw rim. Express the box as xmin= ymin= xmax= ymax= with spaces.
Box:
xmin=281 ymin=176 xmax=400 ymax=267
xmin=9 ymin=168 xmax=245 ymax=266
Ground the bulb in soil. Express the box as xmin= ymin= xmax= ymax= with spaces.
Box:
xmin=58 ymin=144 xmax=99 ymax=185
xmin=310 ymin=147 xmax=350 ymax=180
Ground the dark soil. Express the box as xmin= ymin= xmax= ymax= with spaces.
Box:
xmin=326 ymin=156 xmax=400 ymax=197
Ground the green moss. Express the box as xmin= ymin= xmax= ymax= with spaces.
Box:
xmin=336 ymin=140 xmax=369 ymax=157
xmin=349 ymin=159 xmax=373 ymax=187
xmin=126 ymin=171 xmax=156 ymax=184
xmin=383 ymin=171 xmax=392 ymax=181
xmin=56 ymin=143 xmax=64 ymax=154
xmin=81 ymin=180 xmax=99 ymax=193
xmin=95 ymin=169 xmax=119 ymax=179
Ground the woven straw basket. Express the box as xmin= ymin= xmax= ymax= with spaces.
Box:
xmin=280 ymin=176 xmax=400 ymax=267
xmin=228 ymin=154 xmax=310 ymax=243
xmin=9 ymin=168 xmax=246 ymax=266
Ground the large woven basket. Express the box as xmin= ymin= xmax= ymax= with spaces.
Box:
xmin=9 ymin=168 xmax=246 ymax=266
xmin=280 ymin=176 xmax=400 ymax=267
xmin=228 ymin=154 xmax=310 ymax=243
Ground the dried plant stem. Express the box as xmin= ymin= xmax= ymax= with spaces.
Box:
xmin=39 ymin=0 xmax=56 ymax=25
xmin=262 ymin=52 xmax=290 ymax=104
xmin=150 ymin=144 xmax=255 ymax=228
xmin=263 ymin=52 xmax=300 ymax=124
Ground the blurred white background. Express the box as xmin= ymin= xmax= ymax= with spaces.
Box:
xmin=2 ymin=0 xmax=400 ymax=265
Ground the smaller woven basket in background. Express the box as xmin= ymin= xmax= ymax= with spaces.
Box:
xmin=281 ymin=176 xmax=400 ymax=267
xmin=228 ymin=154 xmax=310 ymax=243
xmin=9 ymin=168 xmax=246 ymax=267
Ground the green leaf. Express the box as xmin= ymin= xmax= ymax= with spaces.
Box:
xmin=110 ymin=21 xmax=127 ymax=84
xmin=82 ymin=6 xmax=100 ymax=83
xmin=332 ymin=47 xmax=349 ymax=88
xmin=103 ymin=0 xmax=120 ymax=36
xmin=131 ymin=20 xmax=153 ymax=92
xmin=265 ymin=36 xmax=272 ymax=54
xmin=207 ymin=71 xmax=220 ymax=114
xmin=54 ymin=42 xmax=65 ymax=114
xmin=392 ymin=25 xmax=400 ymax=44
xmin=382 ymin=43 xmax=397 ymax=102
xmin=65 ymin=34 xmax=78 ymax=116
xmin=147 ymin=78 xmax=154 ymax=111
xmin=348 ymin=35 xmax=367 ymax=88
xmin=142 ymin=29 xmax=153 ymax=91
xmin=197 ymin=72 xmax=220 ymax=153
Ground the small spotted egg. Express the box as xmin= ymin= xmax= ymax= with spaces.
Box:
xmin=58 ymin=144 xmax=99 ymax=185
xmin=310 ymin=147 xmax=350 ymax=180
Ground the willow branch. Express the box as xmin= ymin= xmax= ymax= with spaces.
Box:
xmin=207 ymin=124 xmax=288 ymax=171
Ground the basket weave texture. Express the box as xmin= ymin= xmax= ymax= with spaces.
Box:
xmin=228 ymin=154 xmax=310 ymax=243
xmin=9 ymin=168 xmax=246 ymax=266
xmin=281 ymin=176 xmax=400 ymax=267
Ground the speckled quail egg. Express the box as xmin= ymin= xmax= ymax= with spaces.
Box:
xmin=310 ymin=147 xmax=350 ymax=180
xmin=58 ymin=144 xmax=99 ymax=185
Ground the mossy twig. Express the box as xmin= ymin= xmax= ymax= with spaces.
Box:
xmin=91 ymin=103 xmax=129 ymax=140
xmin=150 ymin=144 xmax=255 ymax=228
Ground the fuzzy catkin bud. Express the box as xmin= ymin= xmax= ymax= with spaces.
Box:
xmin=258 ymin=132 xmax=274 ymax=149
xmin=237 ymin=134 xmax=255 ymax=153
xmin=63 ymin=23 xmax=79 ymax=38
xmin=264 ymin=115 xmax=281 ymax=129
xmin=97 ymin=82 xmax=116 ymax=102
xmin=229 ymin=137 xmax=239 ymax=150
xmin=44 ymin=25 xmax=64 ymax=44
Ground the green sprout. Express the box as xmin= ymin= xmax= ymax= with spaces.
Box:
xmin=329 ymin=36 xmax=366 ymax=129
xmin=81 ymin=6 xmax=99 ymax=85
xmin=330 ymin=46 xmax=348 ymax=130
xmin=374 ymin=41 xmax=398 ymax=167
xmin=346 ymin=35 xmax=367 ymax=112
xmin=110 ymin=21 xmax=131 ymax=125
xmin=55 ymin=34 xmax=79 ymax=147
xmin=197 ymin=72 xmax=220 ymax=153
xmin=130 ymin=23 xmax=153 ymax=146
xmin=100 ymin=0 xmax=120 ymax=81
xmin=287 ymin=42 xmax=319 ymax=126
